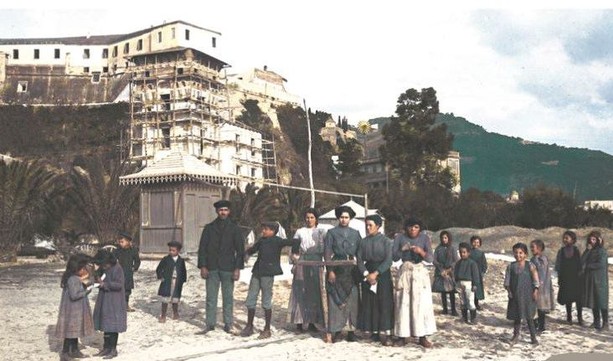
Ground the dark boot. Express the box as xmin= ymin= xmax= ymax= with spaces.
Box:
xmin=126 ymin=294 xmax=134 ymax=312
xmin=159 ymin=303 xmax=168 ymax=323
xmin=102 ymin=333 xmax=118 ymax=359
xmin=527 ymin=319 xmax=538 ymax=345
xmin=537 ymin=311 xmax=546 ymax=332
xmin=475 ymin=297 xmax=482 ymax=311
xmin=380 ymin=334 xmax=393 ymax=346
xmin=307 ymin=323 xmax=318 ymax=332
xmin=450 ymin=293 xmax=458 ymax=316
xmin=61 ymin=338 xmax=70 ymax=354
xmin=510 ymin=321 xmax=521 ymax=344
xmin=470 ymin=310 xmax=477 ymax=324
xmin=418 ymin=336 xmax=432 ymax=348
xmin=461 ymin=309 xmax=468 ymax=323
xmin=172 ymin=303 xmax=179 ymax=320
xmin=296 ymin=323 xmax=304 ymax=333
xmin=68 ymin=338 xmax=87 ymax=358
xmin=346 ymin=331 xmax=357 ymax=342
xmin=240 ymin=308 xmax=255 ymax=337
xmin=258 ymin=309 xmax=272 ymax=339
xmin=441 ymin=293 xmax=449 ymax=314
xmin=577 ymin=304 xmax=584 ymax=326
xmin=95 ymin=333 xmax=111 ymax=356
xmin=601 ymin=309 xmax=609 ymax=331
xmin=566 ymin=303 xmax=573 ymax=324
xmin=592 ymin=308 xmax=602 ymax=329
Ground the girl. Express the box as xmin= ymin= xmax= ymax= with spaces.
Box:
xmin=356 ymin=214 xmax=394 ymax=346
xmin=93 ymin=249 xmax=127 ymax=359
xmin=504 ymin=242 xmax=539 ymax=345
xmin=581 ymin=231 xmax=610 ymax=330
xmin=469 ymin=235 xmax=487 ymax=310
xmin=287 ymin=208 xmax=327 ymax=333
xmin=554 ymin=230 xmax=583 ymax=325
xmin=156 ymin=240 xmax=187 ymax=323
xmin=454 ymin=242 xmax=480 ymax=324
xmin=530 ymin=239 xmax=555 ymax=332
xmin=55 ymin=254 xmax=94 ymax=359
xmin=432 ymin=231 xmax=459 ymax=316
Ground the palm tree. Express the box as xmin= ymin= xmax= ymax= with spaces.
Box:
xmin=0 ymin=159 xmax=67 ymax=261
xmin=67 ymin=156 xmax=140 ymax=245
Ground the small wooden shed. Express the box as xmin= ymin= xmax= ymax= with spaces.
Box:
xmin=120 ymin=151 xmax=237 ymax=254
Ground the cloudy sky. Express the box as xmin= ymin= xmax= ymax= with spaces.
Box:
xmin=1 ymin=2 xmax=613 ymax=155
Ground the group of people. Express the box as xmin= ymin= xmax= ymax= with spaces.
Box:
xmin=54 ymin=199 xmax=611 ymax=359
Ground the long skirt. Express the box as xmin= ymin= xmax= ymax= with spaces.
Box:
xmin=287 ymin=257 xmax=324 ymax=325
xmin=358 ymin=270 xmax=394 ymax=332
xmin=394 ymin=262 xmax=437 ymax=337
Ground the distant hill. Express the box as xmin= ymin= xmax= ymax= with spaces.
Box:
xmin=369 ymin=113 xmax=613 ymax=201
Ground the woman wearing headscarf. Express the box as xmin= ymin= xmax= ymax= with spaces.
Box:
xmin=392 ymin=217 xmax=437 ymax=348
xmin=324 ymin=205 xmax=362 ymax=342
xmin=287 ymin=208 xmax=327 ymax=333
xmin=356 ymin=214 xmax=394 ymax=346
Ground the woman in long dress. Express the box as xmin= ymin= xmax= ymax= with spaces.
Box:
xmin=287 ymin=208 xmax=327 ymax=332
xmin=392 ymin=217 xmax=436 ymax=348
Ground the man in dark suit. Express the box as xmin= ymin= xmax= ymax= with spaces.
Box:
xmin=196 ymin=200 xmax=245 ymax=334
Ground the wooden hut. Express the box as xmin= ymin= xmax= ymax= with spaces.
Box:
xmin=120 ymin=151 xmax=237 ymax=254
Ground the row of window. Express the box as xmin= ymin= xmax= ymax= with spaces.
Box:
xmin=8 ymin=29 xmax=216 ymax=61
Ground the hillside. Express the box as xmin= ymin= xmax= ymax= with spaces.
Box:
xmin=370 ymin=114 xmax=613 ymax=201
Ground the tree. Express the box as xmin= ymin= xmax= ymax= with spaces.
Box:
xmin=336 ymin=138 xmax=363 ymax=178
xmin=0 ymin=159 xmax=67 ymax=260
xmin=517 ymin=184 xmax=578 ymax=228
xmin=67 ymin=156 xmax=140 ymax=244
xmin=236 ymin=99 xmax=273 ymax=137
xmin=379 ymin=87 xmax=454 ymax=189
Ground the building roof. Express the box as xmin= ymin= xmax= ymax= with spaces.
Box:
xmin=119 ymin=150 xmax=236 ymax=186
xmin=0 ymin=20 xmax=221 ymax=46
xmin=128 ymin=46 xmax=229 ymax=68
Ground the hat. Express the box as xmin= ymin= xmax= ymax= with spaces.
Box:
xmin=167 ymin=240 xmax=183 ymax=250
xmin=404 ymin=217 xmax=422 ymax=229
xmin=365 ymin=214 xmax=383 ymax=227
xmin=93 ymin=249 xmax=116 ymax=266
xmin=334 ymin=205 xmax=356 ymax=219
xmin=118 ymin=231 xmax=132 ymax=241
xmin=261 ymin=221 xmax=280 ymax=234
xmin=213 ymin=200 xmax=231 ymax=209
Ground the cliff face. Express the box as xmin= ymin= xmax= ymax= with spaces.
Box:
xmin=0 ymin=65 xmax=130 ymax=105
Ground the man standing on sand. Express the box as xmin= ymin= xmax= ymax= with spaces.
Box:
xmin=196 ymin=200 xmax=245 ymax=334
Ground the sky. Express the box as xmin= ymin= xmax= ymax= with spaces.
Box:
xmin=1 ymin=2 xmax=613 ymax=155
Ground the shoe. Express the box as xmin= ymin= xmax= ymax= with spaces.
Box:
xmin=442 ymin=308 xmax=449 ymax=315
xmin=223 ymin=324 xmax=232 ymax=334
xmin=370 ymin=333 xmax=380 ymax=342
xmin=394 ymin=337 xmax=409 ymax=347
xmin=159 ymin=315 xmax=166 ymax=323
xmin=332 ymin=332 xmax=343 ymax=343
xmin=531 ymin=338 xmax=539 ymax=345
xmin=476 ymin=305 xmax=483 ymax=311
xmin=68 ymin=349 xmax=88 ymax=358
xmin=102 ymin=349 xmax=118 ymax=359
xmin=95 ymin=348 xmax=111 ymax=357
xmin=451 ymin=309 xmax=459 ymax=316
xmin=418 ymin=337 xmax=433 ymax=348
xmin=346 ymin=331 xmax=358 ymax=342
xmin=510 ymin=333 xmax=520 ymax=344
xmin=600 ymin=322 xmax=610 ymax=331
xmin=258 ymin=330 xmax=271 ymax=339
xmin=195 ymin=325 xmax=215 ymax=335
xmin=127 ymin=306 xmax=135 ymax=312
xmin=380 ymin=335 xmax=393 ymax=346
xmin=307 ymin=323 xmax=318 ymax=333
xmin=296 ymin=323 xmax=304 ymax=333
xmin=240 ymin=325 xmax=254 ymax=337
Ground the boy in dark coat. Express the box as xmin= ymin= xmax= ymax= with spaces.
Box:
xmin=454 ymin=242 xmax=481 ymax=324
xmin=240 ymin=222 xmax=300 ymax=339
xmin=113 ymin=231 xmax=140 ymax=312
xmin=156 ymin=240 xmax=187 ymax=323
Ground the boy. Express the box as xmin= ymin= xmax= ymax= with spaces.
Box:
xmin=454 ymin=242 xmax=481 ymax=324
xmin=469 ymin=235 xmax=487 ymax=310
xmin=156 ymin=240 xmax=187 ymax=323
xmin=114 ymin=231 xmax=141 ymax=312
xmin=240 ymin=222 xmax=300 ymax=339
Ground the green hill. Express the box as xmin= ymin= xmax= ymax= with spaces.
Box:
xmin=370 ymin=114 xmax=613 ymax=201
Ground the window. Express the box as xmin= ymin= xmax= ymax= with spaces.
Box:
xmin=171 ymin=27 xmax=176 ymax=39
xmin=158 ymin=31 xmax=162 ymax=43
xmin=235 ymin=134 xmax=240 ymax=152
xmin=212 ymin=37 xmax=216 ymax=48
xmin=54 ymin=48 xmax=60 ymax=59
xmin=102 ymin=66 xmax=109 ymax=73
xmin=112 ymin=46 xmax=118 ymax=57
xmin=102 ymin=48 xmax=108 ymax=59
xmin=136 ymin=39 xmax=143 ymax=51
xmin=162 ymin=127 xmax=171 ymax=148
xmin=144 ymin=70 xmax=150 ymax=77
xmin=17 ymin=81 xmax=27 ymax=92
xmin=12 ymin=49 xmax=18 ymax=59
xmin=177 ymin=67 xmax=183 ymax=75
xmin=251 ymin=168 xmax=256 ymax=178
xmin=91 ymin=72 xmax=100 ymax=83
xmin=83 ymin=49 xmax=90 ymax=59
xmin=185 ymin=29 xmax=190 ymax=40
xmin=33 ymin=49 xmax=39 ymax=59
xmin=251 ymin=138 xmax=256 ymax=156
xmin=123 ymin=42 xmax=129 ymax=54
xmin=84 ymin=67 xmax=90 ymax=73
xmin=235 ymin=165 xmax=241 ymax=175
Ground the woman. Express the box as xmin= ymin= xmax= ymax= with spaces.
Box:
xmin=432 ymin=230 xmax=459 ymax=316
xmin=324 ymin=205 xmax=362 ymax=342
xmin=581 ymin=231 xmax=609 ymax=330
xmin=392 ymin=217 xmax=436 ymax=348
xmin=287 ymin=208 xmax=327 ymax=332
xmin=356 ymin=214 xmax=394 ymax=346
